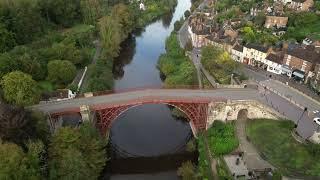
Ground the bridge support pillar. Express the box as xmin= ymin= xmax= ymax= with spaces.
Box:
xmin=80 ymin=105 xmax=91 ymax=122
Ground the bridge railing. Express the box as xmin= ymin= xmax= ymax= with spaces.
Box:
xmin=76 ymin=85 xmax=216 ymax=98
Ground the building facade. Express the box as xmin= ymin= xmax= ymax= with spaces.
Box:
xmin=264 ymin=16 xmax=288 ymax=28
xmin=243 ymin=44 xmax=271 ymax=65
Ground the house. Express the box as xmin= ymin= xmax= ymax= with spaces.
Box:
xmin=283 ymin=46 xmax=320 ymax=82
xmin=224 ymin=28 xmax=238 ymax=40
xmin=188 ymin=15 xmax=212 ymax=48
xmin=243 ymin=44 xmax=272 ymax=66
xmin=263 ymin=53 xmax=284 ymax=74
xmin=231 ymin=44 xmax=244 ymax=63
xmin=264 ymin=16 xmax=288 ymax=28
xmin=302 ymin=37 xmax=320 ymax=52
xmin=287 ymin=0 xmax=314 ymax=11
xmin=205 ymin=35 xmax=236 ymax=53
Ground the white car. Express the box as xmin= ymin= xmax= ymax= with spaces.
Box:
xmin=314 ymin=117 xmax=320 ymax=126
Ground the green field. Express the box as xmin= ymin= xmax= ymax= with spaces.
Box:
xmin=246 ymin=119 xmax=320 ymax=177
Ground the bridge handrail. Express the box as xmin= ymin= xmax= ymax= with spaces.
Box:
xmin=76 ymin=85 xmax=214 ymax=98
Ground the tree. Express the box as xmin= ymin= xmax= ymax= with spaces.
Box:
xmin=48 ymin=122 xmax=106 ymax=180
xmin=241 ymin=26 xmax=256 ymax=43
xmin=254 ymin=12 xmax=266 ymax=27
xmin=46 ymin=0 xmax=81 ymax=27
xmin=177 ymin=161 xmax=197 ymax=180
xmin=0 ymin=23 xmax=16 ymax=53
xmin=0 ymin=0 xmax=46 ymax=44
xmin=0 ymin=53 xmax=19 ymax=79
xmin=47 ymin=60 xmax=77 ymax=85
xmin=80 ymin=0 xmax=103 ymax=25
xmin=99 ymin=15 xmax=122 ymax=58
xmin=50 ymin=43 xmax=82 ymax=65
xmin=111 ymin=3 xmax=134 ymax=40
xmin=0 ymin=140 xmax=44 ymax=180
xmin=0 ymin=102 xmax=50 ymax=147
xmin=1 ymin=71 xmax=39 ymax=106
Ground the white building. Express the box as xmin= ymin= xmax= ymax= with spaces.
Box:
xmin=231 ymin=45 xmax=244 ymax=63
xmin=243 ymin=44 xmax=271 ymax=66
xmin=262 ymin=53 xmax=284 ymax=74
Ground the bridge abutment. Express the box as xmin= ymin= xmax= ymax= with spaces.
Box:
xmin=206 ymin=100 xmax=282 ymax=128
xmin=80 ymin=105 xmax=91 ymax=122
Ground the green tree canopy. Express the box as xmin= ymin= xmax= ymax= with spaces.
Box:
xmin=46 ymin=0 xmax=81 ymax=27
xmin=1 ymin=71 xmax=39 ymax=106
xmin=111 ymin=4 xmax=134 ymax=40
xmin=201 ymin=46 xmax=238 ymax=84
xmin=0 ymin=140 xmax=44 ymax=180
xmin=47 ymin=60 xmax=77 ymax=85
xmin=99 ymin=15 xmax=122 ymax=58
xmin=80 ymin=0 xmax=103 ymax=25
xmin=48 ymin=122 xmax=106 ymax=180
xmin=0 ymin=23 xmax=16 ymax=53
xmin=0 ymin=0 xmax=46 ymax=45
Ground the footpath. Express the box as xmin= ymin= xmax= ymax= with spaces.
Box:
xmin=235 ymin=113 xmax=273 ymax=171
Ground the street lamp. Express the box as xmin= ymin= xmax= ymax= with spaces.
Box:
xmin=295 ymin=107 xmax=308 ymax=128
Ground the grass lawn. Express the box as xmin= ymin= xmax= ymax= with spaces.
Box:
xmin=207 ymin=121 xmax=239 ymax=156
xmin=246 ymin=119 xmax=320 ymax=177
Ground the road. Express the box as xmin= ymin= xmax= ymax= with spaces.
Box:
xmin=242 ymin=67 xmax=319 ymax=138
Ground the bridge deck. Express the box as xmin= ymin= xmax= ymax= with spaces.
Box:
xmin=31 ymin=88 xmax=260 ymax=114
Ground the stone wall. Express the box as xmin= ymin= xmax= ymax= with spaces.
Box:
xmin=206 ymin=100 xmax=282 ymax=128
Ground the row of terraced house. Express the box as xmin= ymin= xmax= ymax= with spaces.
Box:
xmin=187 ymin=5 xmax=320 ymax=91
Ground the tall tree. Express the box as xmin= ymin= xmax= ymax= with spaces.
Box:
xmin=0 ymin=0 xmax=46 ymax=44
xmin=111 ymin=4 xmax=134 ymax=40
xmin=1 ymin=71 xmax=40 ymax=106
xmin=47 ymin=60 xmax=77 ymax=85
xmin=0 ymin=23 xmax=16 ymax=53
xmin=99 ymin=15 xmax=122 ymax=58
xmin=48 ymin=122 xmax=106 ymax=180
xmin=46 ymin=0 xmax=81 ymax=27
xmin=80 ymin=0 xmax=103 ymax=25
xmin=0 ymin=103 xmax=49 ymax=147
xmin=0 ymin=140 xmax=44 ymax=180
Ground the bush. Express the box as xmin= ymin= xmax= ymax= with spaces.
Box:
xmin=186 ymin=139 xmax=196 ymax=152
xmin=177 ymin=161 xmax=197 ymax=180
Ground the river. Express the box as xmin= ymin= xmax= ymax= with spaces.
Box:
xmin=107 ymin=0 xmax=192 ymax=179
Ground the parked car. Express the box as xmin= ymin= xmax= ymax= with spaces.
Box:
xmin=313 ymin=117 xmax=320 ymax=126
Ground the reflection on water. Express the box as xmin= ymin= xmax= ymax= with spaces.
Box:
xmin=109 ymin=0 xmax=192 ymax=178
xmin=113 ymin=35 xmax=136 ymax=79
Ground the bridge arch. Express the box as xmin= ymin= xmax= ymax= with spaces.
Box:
xmin=95 ymin=101 xmax=210 ymax=136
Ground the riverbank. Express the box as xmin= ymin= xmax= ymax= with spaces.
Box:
xmin=82 ymin=0 xmax=179 ymax=92
xmin=158 ymin=33 xmax=198 ymax=87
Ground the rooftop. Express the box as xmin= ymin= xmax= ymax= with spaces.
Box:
xmin=245 ymin=43 xmax=270 ymax=53
xmin=287 ymin=47 xmax=320 ymax=63
xmin=233 ymin=44 xmax=243 ymax=52
xmin=266 ymin=53 xmax=284 ymax=64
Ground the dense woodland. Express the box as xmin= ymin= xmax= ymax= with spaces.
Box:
xmin=0 ymin=0 xmax=177 ymax=106
xmin=0 ymin=0 xmax=178 ymax=179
